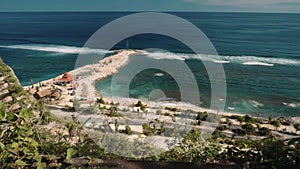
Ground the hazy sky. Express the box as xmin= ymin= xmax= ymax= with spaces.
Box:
xmin=1 ymin=0 xmax=300 ymax=13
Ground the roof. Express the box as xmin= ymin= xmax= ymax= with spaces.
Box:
xmin=59 ymin=72 xmax=73 ymax=83
xmin=36 ymin=89 xmax=51 ymax=98
xmin=29 ymin=88 xmax=37 ymax=95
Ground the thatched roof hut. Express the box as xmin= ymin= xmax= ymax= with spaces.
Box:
xmin=34 ymin=89 xmax=51 ymax=99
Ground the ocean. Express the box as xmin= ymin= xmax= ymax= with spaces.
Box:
xmin=0 ymin=12 xmax=299 ymax=117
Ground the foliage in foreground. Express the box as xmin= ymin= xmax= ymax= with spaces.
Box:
xmin=1 ymin=101 xmax=300 ymax=168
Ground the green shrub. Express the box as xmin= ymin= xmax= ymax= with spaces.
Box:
xmin=135 ymin=100 xmax=143 ymax=107
xmin=161 ymin=129 xmax=221 ymax=163
xmin=242 ymin=123 xmax=256 ymax=135
xmin=271 ymin=120 xmax=281 ymax=130
xmin=8 ymin=84 xmax=23 ymax=94
xmin=293 ymin=123 xmax=300 ymax=132
xmin=258 ymin=127 xmax=271 ymax=136
xmin=107 ymin=106 xmax=122 ymax=117
xmin=124 ymin=125 xmax=132 ymax=135
xmin=162 ymin=112 xmax=171 ymax=116
xmin=165 ymin=107 xmax=180 ymax=112
xmin=142 ymin=123 xmax=157 ymax=136
xmin=196 ymin=111 xmax=208 ymax=121
xmin=96 ymin=97 xmax=105 ymax=104
xmin=282 ymin=121 xmax=291 ymax=126
xmin=220 ymin=138 xmax=300 ymax=168
xmin=216 ymin=125 xmax=228 ymax=131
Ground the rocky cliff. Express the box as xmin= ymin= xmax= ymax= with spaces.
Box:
xmin=0 ymin=57 xmax=34 ymax=112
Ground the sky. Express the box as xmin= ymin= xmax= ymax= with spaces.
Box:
xmin=1 ymin=0 xmax=300 ymax=13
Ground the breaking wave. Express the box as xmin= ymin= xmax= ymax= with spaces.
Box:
xmin=142 ymin=50 xmax=300 ymax=67
xmin=1 ymin=44 xmax=299 ymax=67
xmin=0 ymin=44 xmax=111 ymax=54
xmin=282 ymin=102 xmax=300 ymax=108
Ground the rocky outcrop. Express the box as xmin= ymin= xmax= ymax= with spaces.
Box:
xmin=0 ymin=57 xmax=29 ymax=112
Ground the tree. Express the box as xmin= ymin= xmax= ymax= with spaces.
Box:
xmin=293 ymin=123 xmax=300 ymax=133
xmin=196 ymin=112 xmax=208 ymax=121
xmin=96 ymin=97 xmax=105 ymax=104
xmin=271 ymin=120 xmax=281 ymax=130
xmin=245 ymin=115 xmax=251 ymax=123
xmin=242 ymin=123 xmax=255 ymax=135
xmin=268 ymin=115 xmax=273 ymax=123
xmin=258 ymin=127 xmax=271 ymax=136
xmin=135 ymin=100 xmax=143 ymax=107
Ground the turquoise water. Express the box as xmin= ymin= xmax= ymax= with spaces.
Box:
xmin=96 ymin=54 xmax=300 ymax=117
xmin=0 ymin=12 xmax=299 ymax=117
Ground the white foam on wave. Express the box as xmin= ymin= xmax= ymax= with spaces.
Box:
xmin=142 ymin=50 xmax=300 ymax=67
xmin=250 ymin=100 xmax=264 ymax=108
xmin=2 ymin=44 xmax=299 ymax=67
xmin=212 ymin=60 xmax=230 ymax=64
xmin=145 ymin=51 xmax=187 ymax=61
xmin=154 ymin=73 xmax=164 ymax=77
xmin=242 ymin=62 xmax=274 ymax=67
xmin=282 ymin=102 xmax=300 ymax=108
xmin=0 ymin=44 xmax=111 ymax=54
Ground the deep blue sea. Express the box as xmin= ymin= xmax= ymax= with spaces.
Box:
xmin=0 ymin=12 xmax=299 ymax=117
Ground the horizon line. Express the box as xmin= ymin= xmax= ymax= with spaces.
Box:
xmin=0 ymin=10 xmax=300 ymax=14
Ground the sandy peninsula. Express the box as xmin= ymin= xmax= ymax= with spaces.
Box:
xmin=24 ymin=49 xmax=300 ymax=149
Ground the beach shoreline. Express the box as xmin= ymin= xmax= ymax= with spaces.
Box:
xmin=23 ymin=49 xmax=249 ymax=117
xmin=23 ymin=49 xmax=300 ymax=119
xmin=22 ymin=49 xmax=300 ymax=141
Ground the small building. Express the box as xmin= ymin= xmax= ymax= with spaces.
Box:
xmin=34 ymin=89 xmax=51 ymax=99
xmin=29 ymin=88 xmax=37 ymax=95
xmin=59 ymin=72 xmax=73 ymax=84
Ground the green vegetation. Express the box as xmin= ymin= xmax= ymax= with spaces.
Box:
xmin=1 ymin=58 xmax=299 ymax=168
xmin=162 ymin=112 xmax=171 ymax=116
xmin=294 ymin=123 xmax=300 ymax=133
xmin=216 ymin=125 xmax=228 ymax=131
xmin=96 ymin=97 xmax=105 ymax=104
xmin=196 ymin=111 xmax=208 ymax=121
xmin=271 ymin=120 xmax=281 ymax=130
xmin=142 ymin=123 xmax=157 ymax=136
xmin=227 ymin=114 xmax=263 ymax=124
xmin=123 ymin=125 xmax=132 ymax=135
xmin=134 ymin=100 xmax=143 ymax=107
xmin=134 ymin=100 xmax=147 ymax=112
xmin=241 ymin=123 xmax=256 ymax=135
xmin=219 ymin=138 xmax=300 ymax=168
xmin=107 ymin=106 xmax=122 ymax=117
xmin=165 ymin=107 xmax=180 ymax=112
xmin=162 ymin=130 xmax=221 ymax=163
xmin=257 ymin=127 xmax=272 ymax=136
